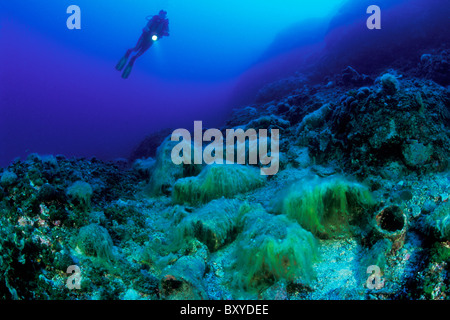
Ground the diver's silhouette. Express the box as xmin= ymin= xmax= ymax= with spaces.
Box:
xmin=116 ymin=10 xmax=169 ymax=79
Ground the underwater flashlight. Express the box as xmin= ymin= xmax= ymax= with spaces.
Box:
xmin=152 ymin=35 xmax=158 ymax=41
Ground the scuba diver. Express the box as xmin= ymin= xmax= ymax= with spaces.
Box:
xmin=116 ymin=10 xmax=169 ymax=79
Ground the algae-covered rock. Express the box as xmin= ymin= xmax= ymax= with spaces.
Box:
xmin=272 ymin=174 xmax=375 ymax=238
xmin=132 ymin=157 xmax=156 ymax=179
xmin=37 ymin=183 xmax=60 ymax=203
xmin=420 ymin=201 xmax=450 ymax=241
xmin=244 ymin=114 xmax=290 ymax=131
xmin=0 ymin=170 xmax=18 ymax=187
xmin=66 ymin=181 xmax=93 ymax=212
xmin=418 ymin=50 xmax=450 ymax=86
xmin=173 ymin=164 xmax=266 ymax=205
xmin=76 ymin=223 xmax=115 ymax=262
xmin=324 ymin=78 xmax=450 ymax=175
xmin=129 ymin=127 xmax=175 ymax=162
xmin=296 ymin=103 xmax=332 ymax=134
xmin=379 ymin=73 xmax=400 ymax=95
xmin=402 ymin=141 xmax=433 ymax=168
xmin=175 ymin=199 xmax=242 ymax=252
xmin=145 ymin=137 xmax=202 ymax=196
xmin=159 ymin=255 xmax=207 ymax=300
xmin=232 ymin=204 xmax=318 ymax=291
xmin=255 ymin=76 xmax=306 ymax=103
xmin=287 ymin=146 xmax=311 ymax=168
xmin=340 ymin=66 xmax=372 ymax=86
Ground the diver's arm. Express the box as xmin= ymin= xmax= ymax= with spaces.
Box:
xmin=163 ymin=20 xmax=170 ymax=36
xmin=143 ymin=15 xmax=158 ymax=33
xmin=143 ymin=21 xmax=152 ymax=33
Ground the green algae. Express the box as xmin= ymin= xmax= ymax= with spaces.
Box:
xmin=172 ymin=164 xmax=266 ymax=205
xmin=273 ymin=175 xmax=375 ymax=238
xmin=232 ymin=204 xmax=318 ymax=292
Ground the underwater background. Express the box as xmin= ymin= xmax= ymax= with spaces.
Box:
xmin=0 ymin=0 xmax=449 ymax=301
xmin=1 ymin=0 xmax=348 ymax=166
xmin=2 ymin=0 xmax=447 ymax=167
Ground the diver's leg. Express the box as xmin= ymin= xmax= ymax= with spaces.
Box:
xmin=116 ymin=34 xmax=145 ymax=71
xmin=130 ymin=39 xmax=153 ymax=62
xmin=121 ymin=55 xmax=138 ymax=79
xmin=116 ymin=55 xmax=129 ymax=71
xmin=121 ymin=40 xmax=153 ymax=79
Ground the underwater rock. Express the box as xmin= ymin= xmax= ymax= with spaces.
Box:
xmin=295 ymin=103 xmax=335 ymax=155
xmin=132 ymin=270 xmax=160 ymax=298
xmin=145 ymin=137 xmax=202 ymax=196
xmin=244 ymin=114 xmax=290 ymax=132
xmin=52 ymin=249 xmax=76 ymax=273
xmin=175 ymin=199 xmax=242 ymax=252
xmin=132 ymin=157 xmax=156 ymax=179
xmin=232 ymin=203 xmax=318 ymax=291
xmin=159 ymin=255 xmax=207 ymax=300
xmin=379 ymin=161 xmax=406 ymax=180
xmin=283 ymin=93 xmax=324 ymax=125
xmin=396 ymin=189 xmax=413 ymax=202
xmin=255 ymin=76 xmax=306 ymax=103
xmin=129 ymin=127 xmax=175 ymax=162
xmin=112 ymin=158 xmax=129 ymax=170
xmin=272 ymin=174 xmax=375 ymax=238
xmin=0 ymin=170 xmax=18 ymax=187
xmin=172 ymin=164 xmax=266 ymax=205
xmin=0 ymin=216 xmax=46 ymax=299
xmin=76 ymin=223 xmax=115 ymax=262
xmin=260 ymin=281 xmax=289 ymax=300
xmin=378 ymin=73 xmax=400 ymax=95
xmin=226 ymin=106 xmax=259 ymax=128
xmin=340 ymin=66 xmax=372 ymax=86
xmin=276 ymin=101 xmax=291 ymax=114
xmin=66 ymin=180 xmax=93 ymax=211
xmin=0 ymin=156 xmax=149 ymax=299
xmin=296 ymin=103 xmax=333 ymax=134
xmin=326 ymin=78 xmax=450 ymax=175
xmin=37 ymin=183 xmax=62 ymax=204
xmin=419 ymin=201 xmax=450 ymax=242
xmin=287 ymin=146 xmax=311 ymax=168
xmin=145 ymin=137 xmax=185 ymax=196
xmin=356 ymin=86 xmax=371 ymax=99
xmin=401 ymin=141 xmax=433 ymax=168
xmin=418 ymin=50 xmax=450 ymax=86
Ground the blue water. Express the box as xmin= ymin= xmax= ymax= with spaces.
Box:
xmin=0 ymin=0 xmax=448 ymax=167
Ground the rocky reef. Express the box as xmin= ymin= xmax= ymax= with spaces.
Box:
xmin=0 ymin=48 xmax=449 ymax=300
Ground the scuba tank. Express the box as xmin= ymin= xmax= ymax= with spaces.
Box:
xmin=145 ymin=15 xmax=167 ymax=40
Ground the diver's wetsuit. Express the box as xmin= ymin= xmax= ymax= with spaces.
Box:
xmin=116 ymin=12 xmax=169 ymax=79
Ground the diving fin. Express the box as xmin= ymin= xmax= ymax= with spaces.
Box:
xmin=121 ymin=64 xmax=133 ymax=79
xmin=115 ymin=56 xmax=128 ymax=71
